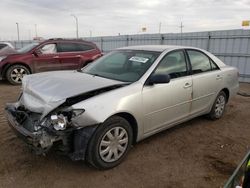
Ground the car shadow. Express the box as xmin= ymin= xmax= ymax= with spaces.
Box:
xmin=0 ymin=80 xmax=10 ymax=85
xmin=33 ymin=115 xmax=208 ymax=171
xmin=137 ymin=115 xmax=207 ymax=145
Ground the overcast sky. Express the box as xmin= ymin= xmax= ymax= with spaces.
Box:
xmin=0 ymin=0 xmax=249 ymax=40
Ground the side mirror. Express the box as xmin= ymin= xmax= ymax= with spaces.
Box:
xmin=33 ymin=49 xmax=42 ymax=57
xmin=147 ymin=74 xmax=171 ymax=85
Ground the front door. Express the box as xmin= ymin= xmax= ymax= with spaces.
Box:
xmin=142 ymin=50 xmax=192 ymax=134
xmin=33 ymin=43 xmax=61 ymax=72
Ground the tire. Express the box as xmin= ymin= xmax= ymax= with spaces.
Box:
xmin=208 ymin=91 xmax=227 ymax=120
xmin=86 ymin=116 xmax=133 ymax=169
xmin=6 ymin=65 xmax=30 ymax=85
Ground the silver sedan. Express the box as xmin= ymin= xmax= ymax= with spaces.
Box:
xmin=5 ymin=45 xmax=239 ymax=169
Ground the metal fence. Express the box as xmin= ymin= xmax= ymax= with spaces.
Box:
xmin=3 ymin=29 xmax=250 ymax=82
xmin=84 ymin=29 xmax=250 ymax=82
xmin=6 ymin=40 xmax=34 ymax=49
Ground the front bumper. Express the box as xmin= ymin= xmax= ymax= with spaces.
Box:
xmin=5 ymin=104 xmax=98 ymax=160
xmin=5 ymin=105 xmax=69 ymax=154
xmin=6 ymin=110 xmax=41 ymax=145
xmin=0 ymin=66 xmax=3 ymax=80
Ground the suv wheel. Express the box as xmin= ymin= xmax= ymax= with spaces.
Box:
xmin=6 ymin=65 xmax=30 ymax=85
xmin=209 ymin=91 xmax=227 ymax=120
xmin=86 ymin=116 xmax=133 ymax=169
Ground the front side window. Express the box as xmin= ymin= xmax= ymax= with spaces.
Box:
xmin=153 ymin=50 xmax=188 ymax=79
xmin=187 ymin=50 xmax=212 ymax=74
xmin=40 ymin=44 xmax=57 ymax=54
xmin=82 ymin=50 xmax=160 ymax=82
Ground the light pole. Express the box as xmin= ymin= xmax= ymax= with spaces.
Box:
xmin=35 ymin=24 xmax=38 ymax=38
xmin=159 ymin=22 xmax=162 ymax=33
xmin=16 ymin=22 xmax=20 ymax=41
xmin=71 ymin=14 xmax=79 ymax=38
xmin=179 ymin=22 xmax=184 ymax=34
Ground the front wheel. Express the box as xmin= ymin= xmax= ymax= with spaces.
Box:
xmin=208 ymin=91 xmax=227 ymax=120
xmin=86 ymin=116 xmax=133 ymax=169
xmin=6 ymin=65 xmax=30 ymax=85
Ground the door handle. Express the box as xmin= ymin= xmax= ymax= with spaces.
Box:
xmin=216 ymin=75 xmax=222 ymax=80
xmin=53 ymin=56 xmax=59 ymax=59
xmin=183 ymin=83 xmax=192 ymax=89
xmin=76 ymin=55 xmax=82 ymax=58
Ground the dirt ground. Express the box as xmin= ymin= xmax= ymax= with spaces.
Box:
xmin=0 ymin=81 xmax=250 ymax=188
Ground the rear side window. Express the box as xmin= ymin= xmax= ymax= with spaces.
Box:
xmin=57 ymin=42 xmax=94 ymax=52
xmin=57 ymin=43 xmax=77 ymax=52
xmin=77 ymin=43 xmax=95 ymax=51
xmin=187 ymin=50 xmax=219 ymax=74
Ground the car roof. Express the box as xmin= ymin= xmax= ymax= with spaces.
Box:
xmin=118 ymin=45 xmax=199 ymax=52
xmin=118 ymin=45 xmax=227 ymax=68
xmin=46 ymin=38 xmax=94 ymax=44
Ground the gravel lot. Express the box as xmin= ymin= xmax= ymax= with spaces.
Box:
xmin=0 ymin=81 xmax=249 ymax=188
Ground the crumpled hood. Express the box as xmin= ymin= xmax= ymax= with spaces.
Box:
xmin=20 ymin=70 xmax=124 ymax=117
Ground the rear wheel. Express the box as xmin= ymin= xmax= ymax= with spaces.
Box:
xmin=6 ymin=65 xmax=30 ymax=85
xmin=86 ymin=116 xmax=133 ymax=169
xmin=208 ymin=91 xmax=227 ymax=120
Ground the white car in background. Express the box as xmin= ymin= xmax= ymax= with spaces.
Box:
xmin=0 ymin=42 xmax=15 ymax=56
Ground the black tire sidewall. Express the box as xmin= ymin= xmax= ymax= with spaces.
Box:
xmin=209 ymin=91 xmax=227 ymax=120
xmin=87 ymin=116 xmax=133 ymax=169
xmin=6 ymin=65 xmax=30 ymax=85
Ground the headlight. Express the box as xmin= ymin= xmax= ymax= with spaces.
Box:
xmin=0 ymin=56 xmax=6 ymax=62
xmin=51 ymin=114 xmax=67 ymax=130
xmin=50 ymin=109 xmax=85 ymax=130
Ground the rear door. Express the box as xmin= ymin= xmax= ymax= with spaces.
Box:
xmin=33 ymin=43 xmax=61 ymax=72
xmin=57 ymin=42 xmax=82 ymax=70
xmin=186 ymin=49 xmax=223 ymax=115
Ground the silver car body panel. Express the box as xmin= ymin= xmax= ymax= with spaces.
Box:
xmin=18 ymin=45 xmax=239 ymax=142
xmin=20 ymin=70 xmax=124 ymax=117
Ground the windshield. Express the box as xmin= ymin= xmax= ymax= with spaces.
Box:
xmin=17 ymin=43 xmax=39 ymax=53
xmin=82 ymin=50 xmax=160 ymax=82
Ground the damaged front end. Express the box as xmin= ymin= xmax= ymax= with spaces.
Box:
xmin=5 ymin=103 xmax=97 ymax=160
xmin=5 ymin=71 xmax=128 ymax=161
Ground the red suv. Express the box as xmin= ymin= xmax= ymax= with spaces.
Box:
xmin=0 ymin=39 xmax=102 ymax=84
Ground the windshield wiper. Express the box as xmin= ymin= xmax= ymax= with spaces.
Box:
xmin=79 ymin=71 xmax=103 ymax=78
xmin=76 ymin=69 xmax=83 ymax=72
